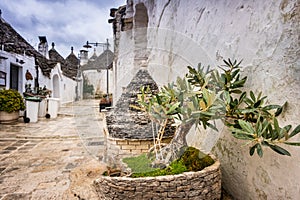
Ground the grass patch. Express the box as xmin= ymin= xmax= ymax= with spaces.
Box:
xmin=122 ymin=154 xmax=158 ymax=174
xmin=122 ymin=147 xmax=215 ymax=178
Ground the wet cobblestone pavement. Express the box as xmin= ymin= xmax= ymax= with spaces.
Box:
xmin=0 ymin=99 xmax=106 ymax=200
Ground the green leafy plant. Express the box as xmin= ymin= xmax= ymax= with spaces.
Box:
xmin=137 ymin=59 xmax=300 ymax=164
xmin=0 ymin=89 xmax=25 ymax=113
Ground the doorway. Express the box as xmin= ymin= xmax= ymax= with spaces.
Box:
xmin=52 ymin=74 xmax=60 ymax=98
xmin=10 ymin=64 xmax=20 ymax=90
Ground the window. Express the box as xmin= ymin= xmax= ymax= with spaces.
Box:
xmin=0 ymin=71 xmax=6 ymax=86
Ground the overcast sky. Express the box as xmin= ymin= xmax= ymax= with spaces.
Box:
xmin=0 ymin=0 xmax=125 ymax=58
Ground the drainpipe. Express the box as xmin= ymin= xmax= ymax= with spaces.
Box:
xmin=106 ymin=39 xmax=109 ymax=101
xmin=34 ymin=55 xmax=39 ymax=91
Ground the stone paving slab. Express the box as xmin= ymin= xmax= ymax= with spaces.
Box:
xmin=0 ymin=99 xmax=106 ymax=200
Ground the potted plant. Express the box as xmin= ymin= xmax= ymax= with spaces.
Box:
xmin=99 ymin=93 xmax=112 ymax=112
xmin=94 ymin=59 xmax=300 ymax=199
xmin=0 ymin=89 xmax=25 ymax=123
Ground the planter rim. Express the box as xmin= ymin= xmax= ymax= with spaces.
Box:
xmin=95 ymin=158 xmax=220 ymax=181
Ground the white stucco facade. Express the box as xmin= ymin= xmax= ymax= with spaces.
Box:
xmin=113 ymin=0 xmax=300 ymax=199
xmin=82 ymin=69 xmax=113 ymax=97
xmin=39 ymin=63 xmax=80 ymax=105
xmin=0 ymin=49 xmax=36 ymax=93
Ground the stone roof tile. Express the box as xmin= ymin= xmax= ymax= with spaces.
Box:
xmin=0 ymin=15 xmax=53 ymax=78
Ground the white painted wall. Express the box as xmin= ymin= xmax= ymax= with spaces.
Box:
xmin=82 ymin=69 xmax=113 ymax=97
xmin=0 ymin=50 xmax=36 ymax=93
xmin=39 ymin=63 xmax=78 ymax=105
xmin=114 ymin=0 xmax=300 ymax=199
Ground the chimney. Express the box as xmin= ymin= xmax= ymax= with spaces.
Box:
xmin=38 ymin=36 xmax=49 ymax=59
xmin=80 ymin=49 xmax=88 ymax=65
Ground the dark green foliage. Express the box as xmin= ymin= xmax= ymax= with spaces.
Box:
xmin=178 ymin=147 xmax=215 ymax=172
xmin=138 ymin=58 xmax=300 ymax=158
xmin=0 ymin=89 xmax=25 ymax=113
xmin=83 ymin=77 xmax=94 ymax=95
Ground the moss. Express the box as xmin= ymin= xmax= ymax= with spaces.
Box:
xmin=122 ymin=154 xmax=157 ymax=174
xmin=180 ymin=146 xmax=215 ymax=172
xmin=121 ymin=147 xmax=214 ymax=178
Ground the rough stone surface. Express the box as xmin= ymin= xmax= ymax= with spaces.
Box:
xmin=0 ymin=100 xmax=106 ymax=200
xmin=111 ymin=0 xmax=300 ymax=199
xmin=103 ymin=125 xmax=172 ymax=164
xmin=94 ymin=159 xmax=221 ymax=200
xmin=107 ymin=69 xmax=175 ymax=139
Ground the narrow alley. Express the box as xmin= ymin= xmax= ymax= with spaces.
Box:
xmin=0 ymin=99 xmax=106 ymax=200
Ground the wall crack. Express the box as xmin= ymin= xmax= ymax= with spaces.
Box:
xmin=157 ymin=0 xmax=172 ymax=28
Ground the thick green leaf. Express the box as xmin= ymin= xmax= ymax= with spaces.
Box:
xmin=166 ymin=102 xmax=181 ymax=115
xmin=231 ymin=69 xmax=240 ymax=79
xmin=275 ymin=106 xmax=283 ymax=117
xmin=268 ymin=144 xmax=291 ymax=156
xmin=231 ymin=77 xmax=247 ymax=88
xmin=275 ymin=102 xmax=287 ymax=116
xmin=284 ymin=142 xmax=300 ymax=146
xmin=250 ymin=144 xmax=258 ymax=156
xmin=223 ymin=59 xmax=231 ymax=67
xmin=250 ymin=91 xmax=256 ymax=102
xmin=155 ymin=94 xmax=162 ymax=105
xmin=244 ymin=97 xmax=254 ymax=106
xmin=232 ymin=132 xmax=254 ymax=140
xmin=257 ymin=143 xmax=263 ymax=157
xmin=289 ymin=125 xmax=300 ymax=138
xmin=259 ymin=120 xmax=270 ymax=137
xmin=230 ymin=89 xmax=243 ymax=94
xmin=240 ymin=108 xmax=257 ymax=114
xmin=262 ymin=105 xmax=281 ymax=111
xmin=238 ymin=120 xmax=255 ymax=133
xmin=223 ymin=91 xmax=231 ymax=104
xmin=273 ymin=118 xmax=280 ymax=134
xmin=254 ymin=100 xmax=262 ymax=108
xmin=239 ymin=92 xmax=247 ymax=103
xmin=279 ymin=125 xmax=292 ymax=140
xmin=257 ymin=91 xmax=262 ymax=101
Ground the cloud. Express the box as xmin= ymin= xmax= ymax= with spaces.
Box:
xmin=0 ymin=0 xmax=125 ymax=57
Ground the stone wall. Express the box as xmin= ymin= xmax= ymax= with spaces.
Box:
xmin=94 ymin=159 xmax=221 ymax=200
xmin=104 ymin=127 xmax=172 ymax=159
xmin=111 ymin=0 xmax=300 ymax=199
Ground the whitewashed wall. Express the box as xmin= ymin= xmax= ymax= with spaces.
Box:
xmin=82 ymin=69 xmax=113 ymax=97
xmin=0 ymin=50 xmax=36 ymax=93
xmin=114 ymin=0 xmax=300 ymax=199
xmin=39 ymin=63 xmax=78 ymax=104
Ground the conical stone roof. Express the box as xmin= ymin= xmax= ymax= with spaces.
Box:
xmin=106 ymin=69 xmax=174 ymax=139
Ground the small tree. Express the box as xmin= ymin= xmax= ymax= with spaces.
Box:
xmin=138 ymin=59 xmax=300 ymax=166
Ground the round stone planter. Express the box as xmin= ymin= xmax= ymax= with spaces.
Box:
xmin=94 ymin=158 xmax=221 ymax=200
xmin=0 ymin=111 xmax=19 ymax=123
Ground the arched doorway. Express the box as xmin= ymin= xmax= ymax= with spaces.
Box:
xmin=52 ymin=74 xmax=60 ymax=98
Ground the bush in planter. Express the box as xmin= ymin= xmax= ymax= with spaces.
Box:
xmin=0 ymin=89 xmax=25 ymax=113
xmin=136 ymin=59 xmax=300 ymax=167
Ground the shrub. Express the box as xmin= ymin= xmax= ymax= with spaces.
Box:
xmin=0 ymin=89 xmax=25 ymax=113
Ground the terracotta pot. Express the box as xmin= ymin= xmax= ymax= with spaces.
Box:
xmin=0 ymin=111 xmax=19 ymax=123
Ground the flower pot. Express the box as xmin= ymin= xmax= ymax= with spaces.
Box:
xmin=0 ymin=111 xmax=19 ymax=123
xmin=93 ymin=158 xmax=221 ymax=200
